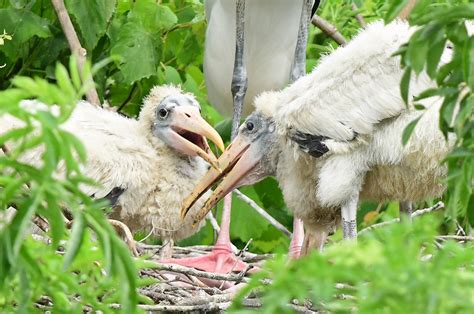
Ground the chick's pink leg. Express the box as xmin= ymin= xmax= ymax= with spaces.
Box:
xmin=160 ymin=195 xmax=250 ymax=274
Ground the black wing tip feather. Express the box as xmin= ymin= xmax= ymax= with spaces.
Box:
xmin=290 ymin=130 xmax=329 ymax=158
xmin=100 ymin=187 xmax=126 ymax=207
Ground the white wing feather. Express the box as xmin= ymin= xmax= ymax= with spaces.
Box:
xmin=275 ymin=20 xmax=451 ymax=152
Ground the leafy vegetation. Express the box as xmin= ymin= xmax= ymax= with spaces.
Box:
xmin=231 ymin=216 xmax=474 ymax=313
xmin=0 ymin=0 xmax=472 ymax=312
xmin=388 ymin=0 xmax=474 ymax=226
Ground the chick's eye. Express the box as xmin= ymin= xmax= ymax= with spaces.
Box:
xmin=246 ymin=121 xmax=254 ymax=131
xmin=158 ymin=108 xmax=168 ymax=118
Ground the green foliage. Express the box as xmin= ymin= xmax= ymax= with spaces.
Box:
xmin=385 ymin=0 xmax=474 ymax=226
xmin=0 ymin=60 xmax=137 ymax=312
xmin=231 ymin=216 xmax=474 ymax=313
xmin=1 ymin=0 xmax=472 ymax=311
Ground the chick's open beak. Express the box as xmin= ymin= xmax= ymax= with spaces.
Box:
xmin=168 ymin=105 xmax=225 ymax=170
xmin=180 ymin=134 xmax=260 ymax=225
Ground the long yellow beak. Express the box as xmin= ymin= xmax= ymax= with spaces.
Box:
xmin=181 ymin=134 xmax=258 ymax=225
xmin=168 ymin=105 xmax=225 ymax=170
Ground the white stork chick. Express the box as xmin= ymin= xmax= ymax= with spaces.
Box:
xmin=180 ymin=20 xmax=452 ymax=250
xmin=0 ymin=86 xmax=225 ymax=257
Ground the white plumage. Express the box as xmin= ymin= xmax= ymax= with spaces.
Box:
xmin=182 ymin=20 xmax=453 ymax=250
xmin=0 ymin=86 xmax=224 ymax=255
xmin=204 ymin=0 xmax=305 ymax=116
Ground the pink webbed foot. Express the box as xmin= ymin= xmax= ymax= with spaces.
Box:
xmin=160 ymin=243 xmax=251 ymax=274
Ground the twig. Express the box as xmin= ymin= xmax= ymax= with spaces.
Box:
xmin=351 ymin=3 xmax=366 ymax=28
xmin=206 ymin=211 xmax=220 ymax=234
xmin=50 ymin=0 xmax=100 ymax=106
xmin=108 ymin=219 xmax=139 ymax=256
xmin=110 ymin=302 xmax=232 ymax=312
xmin=398 ymin=0 xmax=418 ymax=20
xmin=233 ymin=190 xmax=291 ymax=237
xmin=311 ymin=16 xmax=347 ymax=46
xmin=148 ymin=261 xmax=251 ymax=283
xmin=359 ymin=201 xmax=444 ymax=235
xmin=436 ymin=235 xmax=474 ymax=242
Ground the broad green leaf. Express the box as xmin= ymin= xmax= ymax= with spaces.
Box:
xmin=401 ymin=116 xmax=421 ymax=145
xmin=110 ymin=22 xmax=157 ymax=83
xmin=65 ymin=0 xmax=117 ymax=51
xmin=163 ymin=65 xmax=182 ymax=85
xmin=128 ymin=0 xmax=178 ymax=32
xmin=0 ymin=8 xmax=51 ymax=59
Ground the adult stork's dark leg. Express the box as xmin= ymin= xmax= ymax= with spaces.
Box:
xmin=212 ymin=0 xmax=248 ymax=262
xmin=161 ymin=0 xmax=250 ymax=277
xmin=288 ymin=0 xmax=315 ymax=258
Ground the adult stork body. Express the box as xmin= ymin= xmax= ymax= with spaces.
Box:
xmin=181 ymin=21 xmax=452 ymax=251
xmin=204 ymin=0 xmax=317 ymax=116
xmin=160 ymin=0 xmax=318 ymax=273
xmin=0 ymin=86 xmax=224 ymax=257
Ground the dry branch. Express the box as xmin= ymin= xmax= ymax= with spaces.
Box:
xmin=352 ymin=3 xmax=367 ymax=28
xmin=51 ymin=0 xmax=100 ymax=106
xmin=311 ymin=16 xmax=347 ymax=45
xmin=359 ymin=201 xmax=445 ymax=235
xmin=436 ymin=235 xmax=474 ymax=242
xmin=148 ymin=261 xmax=252 ymax=283
xmin=110 ymin=302 xmax=232 ymax=312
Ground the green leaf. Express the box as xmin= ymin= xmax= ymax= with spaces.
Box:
xmin=467 ymin=194 xmax=474 ymax=227
xmin=128 ymin=0 xmax=178 ymax=32
xmin=163 ymin=65 xmax=182 ymax=85
xmin=62 ymin=212 xmax=85 ymax=270
xmin=462 ymin=37 xmax=474 ymax=90
xmin=0 ymin=8 xmax=51 ymax=59
xmin=110 ymin=22 xmax=157 ymax=83
xmin=407 ymin=31 xmax=429 ymax=74
xmin=426 ymin=36 xmax=446 ymax=79
xmin=55 ymin=62 xmax=76 ymax=100
xmin=400 ymin=67 xmax=411 ymax=105
xmin=65 ymin=0 xmax=117 ymax=51
xmin=6 ymin=187 xmax=43 ymax=260
xmin=42 ymin=193 xmax=66 ymax=248
xmin=402 ymin=116 xmax=421 ymax=145
xmin=384 ymin=0 xmax=409 ymax=23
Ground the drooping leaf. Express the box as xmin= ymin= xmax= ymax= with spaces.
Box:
xmin=401 ymin=116 xmax=421 ymax=145
xmin=62 ymin=212 xmax=85 ymax=270
xmin=400 ymin=67 xmax=411 ymax=105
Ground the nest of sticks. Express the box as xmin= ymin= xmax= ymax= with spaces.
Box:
xmin=128 ymin=244 xmax=276 ymax=313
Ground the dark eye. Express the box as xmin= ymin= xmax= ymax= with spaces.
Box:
xmin=158 ymin=108 xmax=168 ymax=118
xmin=246 ymin=121 xmax=254 ymax=131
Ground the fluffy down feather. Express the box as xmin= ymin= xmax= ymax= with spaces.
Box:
xmin=273 ymin=20 xmax=452 ymax=155
xmin=0 ymin=86 xmax=209 ymax=243
xmin=252 ymin=20 xmax=452 ymax=240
